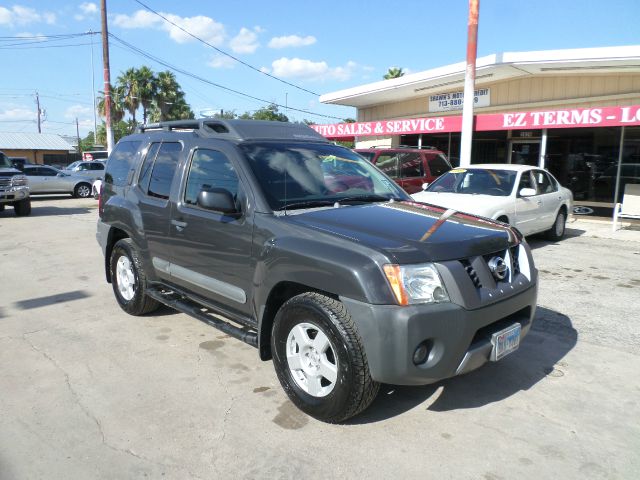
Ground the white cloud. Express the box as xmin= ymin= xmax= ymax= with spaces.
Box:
xmin=113 ymin=9 xmax=226 ymax=46
xmin=75 ymin=2 xmax=98 ymax=21
xmin=268 ymin=57 xmax=362 ymax=82
xmin=0 ymin=106 xmax=35 ymax=122
xmin=268 ymin=35 xmax=316 ymax=49
xmin=64 ymin=105 xmax=93 ymax=119
xmin=229 ymin=27 xmax=260 ymax=54
xmin=0 ymin=5 xmax=56 ymax=26
xmin=207 ymin=54 xmax=236 ymax=69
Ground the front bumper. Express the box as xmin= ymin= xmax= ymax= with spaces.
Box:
xmin=0 ymin=186 xmax=29 ymax=204
xmin=340 ymin=282 xmax=537 ymax=385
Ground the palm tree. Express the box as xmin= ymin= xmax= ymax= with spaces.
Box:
xmin=137 ymin=66 xmax=157 ymax=124
xmin=152 ymin=71 xmax=182 ymax=122
xmin=96 ymin=84 xmax=125 ymax=123
xmin=383 ymin=67 xmax=405 ymax=80
xmin=117 ymin=67 xmax=140 ymax=124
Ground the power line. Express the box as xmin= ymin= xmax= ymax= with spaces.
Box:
xmin=109 ymin=33 xmax=343 ymax=120
xmin=0 ymin=42 xmax=94 ymax=50
xmin=131 ymin=0 xmax=320 ymax=97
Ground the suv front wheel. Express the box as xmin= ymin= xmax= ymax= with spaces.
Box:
xmin=271 ymin=292 xmax=379 ymax=423
xmin=110 ymin=238 xmax=160 ymax=315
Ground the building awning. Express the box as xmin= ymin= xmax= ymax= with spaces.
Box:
xmin=0 ymin=132 xmax=75 ymax=151
xmin=311 ymin=104 xmax=640 ymax=139
xmin=320 ymin=46 xmax=640 ymax=108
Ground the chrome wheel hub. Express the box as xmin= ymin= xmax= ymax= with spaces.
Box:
xmin=116 ymin=255 xmax=136 ymax=301
xmin=286 ymin=322 xmax=338 ymax=398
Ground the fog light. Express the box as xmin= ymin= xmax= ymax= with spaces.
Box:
xmin=413 ymin=342 xmax=429 ymax=365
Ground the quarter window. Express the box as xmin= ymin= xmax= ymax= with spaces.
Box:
xmin=534 ymin=170 xmax=557 ymax=193
xmin=399 ymin=153 xmax=422 ymax=178
xmin=184 ymin=149 xmax=239 ymax=206
xmin=428 ymin=154 xmax=451 ymax=177
xmin=105 ymin=140 xmax=142 ymax=186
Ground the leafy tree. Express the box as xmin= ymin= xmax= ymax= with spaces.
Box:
xmin=383 ymin=67 xmax=405 ymax=80
xmin=117 ymin=67 xmax=141 ymax=124
xmin=240 ymin=104 xmax=288 ymax=122
xmin=136 ymin=66 xmax=157 ymax=124
xmin=149 ymin=71 xmax=194 ymax=122
xmin=97 ymin=84 xmax=125 ymax=124
xmin=95 ymin=120 xmax=134 ymax=145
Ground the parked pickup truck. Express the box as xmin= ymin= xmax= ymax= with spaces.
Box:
xmin=0 ymin=151 xmax=31 ymax=216
xmin=97 ymin=120 xmax=538 ymax=422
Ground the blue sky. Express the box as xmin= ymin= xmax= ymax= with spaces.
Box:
xmin=1 ymin=0 xmax=639 ymax=138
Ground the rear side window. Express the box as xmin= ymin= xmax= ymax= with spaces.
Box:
xmin=141 ymin=142 xmax=182 ymax=200
xmin=399 ymin=152 xmax=423 ymax=178
xmin=105 ymin=140 xmax=142 ymax=186
xmin=427 ymin=154 xmax=451 ymax=177
xmin=375 ymin=153 xmax=399 ymax=179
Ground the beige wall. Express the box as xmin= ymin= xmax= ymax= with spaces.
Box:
xmin=358 ymin=74 xmax=640 ymax=122
xmin=2 ymin=149 xmax=71 ymax=164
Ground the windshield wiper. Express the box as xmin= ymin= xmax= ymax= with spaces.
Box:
xmin=336 ymin=194 xmax=398 ymax=204
xmin=280 ymin=200 xmax=337 ymax=210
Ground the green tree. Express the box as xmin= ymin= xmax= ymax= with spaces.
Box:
xmin=383 ymin=67 xmax=405 ymax=80
xmin=95 ymin=120 xmax=133 ymax=145
xmin=117 ymin=67 xmax=141 ymax=124
xmin=150 ymin=71 xmax=194 ymax=122
xmin=241 ymin=104 xmax=288 ymax=122
xmin=136 ymin=66 xmax=157 ymax=124
xmin=97 ymin=85 xmax=125 ymax=124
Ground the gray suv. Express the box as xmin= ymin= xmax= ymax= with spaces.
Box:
xmin=97 ymin=120 xmax=538 ymax=422
xmin=0 ymin=151 xmax=30 ymax=216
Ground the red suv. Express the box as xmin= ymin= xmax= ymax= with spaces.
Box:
xmin=354 ymin=147 xmax=451 ymax=193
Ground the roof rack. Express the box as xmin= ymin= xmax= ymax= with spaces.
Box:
xmin=135 ymin=119 xmax=329 ymax=143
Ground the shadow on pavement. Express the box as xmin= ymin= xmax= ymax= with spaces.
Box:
xmin=348 ymin=306 xmax=577 ymax=424
xmin=14 ymin=290 xmax=91 ymax=310
xmin=526 ymin=228 xmax=585 ymax=250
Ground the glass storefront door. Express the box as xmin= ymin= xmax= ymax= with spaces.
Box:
xmin=509 ymin=140 xmax=540 ymax=166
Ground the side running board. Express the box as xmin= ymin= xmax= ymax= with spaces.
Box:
xmin=146 ymin=288 xmax=258 ymax=348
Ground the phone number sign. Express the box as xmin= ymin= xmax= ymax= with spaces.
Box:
xmin=429 ymin=88 xmax=490 ymax=112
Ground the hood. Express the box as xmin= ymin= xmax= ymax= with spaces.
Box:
xmin=412 ymin=191 xmax=509 ymax=217
xmin=0 ymin=167 xmax=22 ymax=175
xmin=284 ymin=201 xmax=519 ymax=263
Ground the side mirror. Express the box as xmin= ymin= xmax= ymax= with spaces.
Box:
xmin=519 ymin=187 xmax=536 ymax=197
xmin=197 ymin=188 xmax=239 ymax=215
xmin=57 ymin=172 xmax=65 ymax=177
xmin=422 ymin=182 xmax=429 ymax=191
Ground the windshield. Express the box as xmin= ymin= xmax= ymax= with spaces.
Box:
xmin=427 ymin=168 xmax=517 ymax=196
xmin=65 ymin=161 xmax=81 ymax=170
xmin=240 ymin=142 xmax=409 ymax=210
xmin=0 ymin=153 xmax=12 ymax=168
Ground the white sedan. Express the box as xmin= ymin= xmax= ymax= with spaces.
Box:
xmin=412 ymin=164 xmax=573 ymax=240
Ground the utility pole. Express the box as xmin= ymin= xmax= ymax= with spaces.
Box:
xmin=76 ymin=117 xmax=82 ymax=158
xmin=89 ymin=29 xmax=98 ymax=143
xmin=35 ymin=91 xmax=42 ymax=133
xmin=101 ymin=0 xmax=114 ymax=153
xmin=459 ymin=0 xmax=480 ymax=167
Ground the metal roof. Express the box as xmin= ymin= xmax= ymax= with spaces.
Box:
xmin=320 ymin=45 xmax=640 ymax=108
xmin=0 ymin=132 xmax=75 ymax=151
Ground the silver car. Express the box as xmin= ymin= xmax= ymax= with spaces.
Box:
xmin=63 ymin=161 xmax=105 ymax=181
xmin=23 ymin=165 xmax=94 ymax=198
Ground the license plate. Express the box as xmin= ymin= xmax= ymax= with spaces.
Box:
xmin=491 ymin=323 xmax=521 ymax=361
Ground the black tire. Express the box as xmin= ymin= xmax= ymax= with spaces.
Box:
xmin=271 ymin=292 xmax=379 ymax=423
xmin=109 ymin=238 xmax=161 ymax=315
xmin=546 ymin=210 xmax=566 ymax=241
xmin=14 ymin=198 xmax=31 ymax=216
xmin=74 ymin=183 xmax=92 ymax=198
xmin=496 ymin=215 xmax=510 ymax=225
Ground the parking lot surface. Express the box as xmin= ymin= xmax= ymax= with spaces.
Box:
xmin=1 ymin=197 xmax=639 ymax=479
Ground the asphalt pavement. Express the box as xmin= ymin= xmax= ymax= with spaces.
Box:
xmin=1 ymin=197 xmax=638 ymax=479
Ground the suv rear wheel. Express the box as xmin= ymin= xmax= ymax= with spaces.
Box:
xmin=271 ymin=292 xmax=379 ymax=423
xmin=110 ymin=238 xmax=160 ymax=315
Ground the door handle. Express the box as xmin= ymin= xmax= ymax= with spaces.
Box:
xmin=171 ymin=219 xmax=187 ymax=231
xmin=536 ymin=200 xmax=542 ymax=206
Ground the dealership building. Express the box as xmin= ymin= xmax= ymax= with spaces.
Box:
xmin=314 ymin=46 xmax=640 ymax=212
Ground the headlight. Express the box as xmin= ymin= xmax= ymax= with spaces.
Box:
xmin=383 ymin=263 xmax=449 ymax=305
xmin=10 ymin=175 xmax=28 ymax=187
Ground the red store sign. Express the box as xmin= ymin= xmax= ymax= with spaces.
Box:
xmin=311 ymin=105 xmax=640 ymax=138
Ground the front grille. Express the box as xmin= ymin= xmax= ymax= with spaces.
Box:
xmin=510 ymin=246 xmax=520 ymax=276
xmin=460 ymin=259 xmax=483 ymax=288
xmin=0 ymin=178 xmax=10 ymax=188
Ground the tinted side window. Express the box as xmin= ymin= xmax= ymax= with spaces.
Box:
xmin=42 ymin=167 xmax=58 ymax=176
xmin=428 ymin=155 xmax=451 ymax=177
xmin=147 ymin=142 xmax=182 ymax=200
xmin=105 ymin=140 xmax=142 ymax=186
xmin=91 ymin=162 xmax=105 ymax=170
xmin=399 ymin=153 xmax=422 ymax=178
xmin=534 ymin=170 xmax=556 ymax=193
xmin=138 ymin=143 xmax=161 ymax=192
xmin=184 ymin=149 xmax=239 ymax=206
xmin=376 ymin=153 xmax=399 ymax=179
